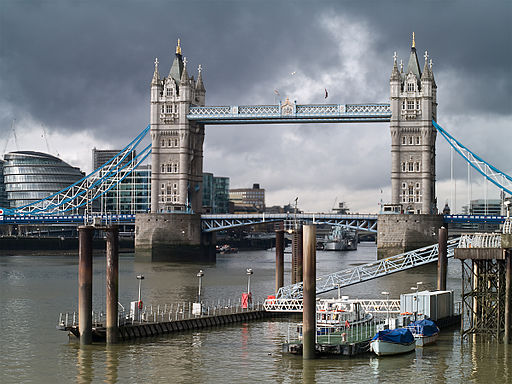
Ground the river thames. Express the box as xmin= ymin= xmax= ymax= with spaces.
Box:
xmin=1 ymin=243 xmax=510 ymax=383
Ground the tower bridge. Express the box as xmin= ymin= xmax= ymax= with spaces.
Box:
xmin=1 ymin=35 xmax=511 ymax=261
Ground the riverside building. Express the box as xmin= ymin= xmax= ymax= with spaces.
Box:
xmin=3 ymin=151 xmax=83 ymax=209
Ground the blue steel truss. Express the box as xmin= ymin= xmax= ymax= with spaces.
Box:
xmin=0 ymin=125 xmax=151 ymax=216
xmin=434 ymin=120 xmax=512 ymax=195
xmin=200 ymin=213 xmax=378 ymax=233
xmin=187 ymin=103 xmax=391 ymax=124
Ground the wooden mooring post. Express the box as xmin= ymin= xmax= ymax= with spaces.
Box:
xmin=437 ymin=226 xmax=448 ymax=291
xmin=106 ymin=225 xmax=119 ymax=344
xmin=78 ymin=226 xmax=94 ymax=345
xmin=302 ymin=224 xmax=316 ymax=360
xmin=275 ymin=229 xmax=284 ymax=294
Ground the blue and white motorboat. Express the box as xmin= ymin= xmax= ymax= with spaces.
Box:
xmin=407 ymin=319 xmax=440 ymax=347
xmin=370 ymin=328 xmax=416 ymax=356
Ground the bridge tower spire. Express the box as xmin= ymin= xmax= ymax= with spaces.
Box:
xmin=390 ymin=35 xmax=437 ymax=214
xmin=149 ymin=40 xmax=205 ymax=213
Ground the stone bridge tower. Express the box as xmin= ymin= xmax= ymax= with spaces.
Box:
xmin=150 ymin=40 xmax=206 ymax=213
xmin=390 ymin=34 xmax=437 ymax=214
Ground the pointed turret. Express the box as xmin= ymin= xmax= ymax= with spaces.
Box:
xmin=169 ymin=39 xmax=184 ymax=83
xmin=390 ymin=52 xmax=400 ymax=81
xmin=196 ymin=64 xmax=205 ymax=92
xmin=180 ymin=56 xmax=189 ymax=85
xmin=421 ymin=50 xmax=432 ymax=81
xmin=406 ymin=32 xmax=422 ymax=82
xmin=151 ymin=57 xmax=160 ymax=85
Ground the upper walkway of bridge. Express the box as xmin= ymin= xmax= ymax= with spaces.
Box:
xmin=187 ymin=103 xmax=391 ymax=124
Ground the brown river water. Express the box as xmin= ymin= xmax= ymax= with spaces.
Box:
xmin=1 ymin=243 xmax=510 ymax=383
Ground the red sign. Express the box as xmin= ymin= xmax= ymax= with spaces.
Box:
xmin=242 ymin=293 xmax=252 ymax=309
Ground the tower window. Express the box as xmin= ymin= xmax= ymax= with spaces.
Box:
xmin=416 ymin=136 xmax=420 ymax=145
xmin=166 ymin=105 xmax=172 ymax=114
xmin=161 ymin=105 xmax=165 ymax=113
xmin=415 ymin=162 xmax=420 ymax=172
xmin=402 ymin=162 xmax=406 ymax=172
xmin=166 ymin=88 xmax=171 ymax=96
xmin=407 ymin=101 xmax=415 ymax=110
xmin=407 ymin=83 xmax=415 ymax=92
xmin=409 ymin=137 xmax=413 ymax=145
xmin=402 ymin=136 xmax=406 ymax=145
xmin=408 ymin=162 xmax=414 ymax=172
xmin=161 ymin=140 xmax=165 ymax=147
xmin=402 ymin=100 xmax=406 ymax=110
xmin=416 ymin=100 xmax=420 ymax=110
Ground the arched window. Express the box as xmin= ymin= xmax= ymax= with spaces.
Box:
xmin=161 ymin=140 xmax=165 ymax=147
xmin=402 ymin=136 xmax=406 ymax=145
xmin=161 ymin=164 xmax=165 ymax=173
xmin=409 ymin=137 xmax=413 ymax=145
xmin=416 ymin=136 xmax=420 ymax=145
xmin=402 ymin=162 xmax=406 ymax=172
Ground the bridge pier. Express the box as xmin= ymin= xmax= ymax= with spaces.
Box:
xmin=377 ymin=214 xmax=444 ymax=259
xmin=134 ymin=213 xmax=215 ymax=262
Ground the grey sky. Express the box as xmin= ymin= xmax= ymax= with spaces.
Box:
xmin=1 ymin=0 xmax=510 ymax=212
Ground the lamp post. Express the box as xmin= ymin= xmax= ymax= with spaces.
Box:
xmin=381 ymin=291 xmax=390 ymax=324
xmin=136 ymin=274 xmax=144 ymax=303
xmin=246 ymin=268 xmax=253 ymax=295
xmin=197 ymin=270 xmax=204 ymax=303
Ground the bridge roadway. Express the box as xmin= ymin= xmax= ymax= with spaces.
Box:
xmin=0 ymin=213 xmax=506 ymax=229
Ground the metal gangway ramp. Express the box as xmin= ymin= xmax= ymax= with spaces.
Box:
xmin=265 ymin=237 xmax=460 ymax=311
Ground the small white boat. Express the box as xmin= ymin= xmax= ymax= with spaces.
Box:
xmin=407 ymin=319 xmax=440 ymax=347
xmin=370 ymin=328 xmax=416 ymax=356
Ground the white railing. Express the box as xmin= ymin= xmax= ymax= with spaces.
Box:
xmin=57 ymin=297 xmax=267 ymax=329
xmin=264 ymin=298 xmax=401 ymax=313
xmin=458 ymin=233 xmax=502 ymax=248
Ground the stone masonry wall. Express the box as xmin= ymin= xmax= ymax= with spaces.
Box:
xmin=377 ymin=214 xmax=444 ymax=259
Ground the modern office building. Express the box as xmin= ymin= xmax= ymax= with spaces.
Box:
xmin=0 ymin=160 xmax=9 ymax=208
xmin=99 ymin=164 xmax=151 ymax=214
xmin=92 ymin=148 xmax=150 ymax=214
xmin=229 ymin=184 xmax=265 ymax=213
xmin=92 ymin=148 xmax=136 ymax=170
xmin=462 ymin=199 xmax=502 ymax=216
xmin=203 ymin=173 xmax=230 ymax=213
xmin=3 ymin=151 xmax=84 ymax=209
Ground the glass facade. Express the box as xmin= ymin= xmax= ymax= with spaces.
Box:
xmin=0 ymin=160 xmax=8 ymax=208
xmin=213 ymin=177 xmax=230 ymax=213
xmin=202 ymin=173 xmax=229 ymax=213
xmin=3 ymin=151 xmax=84 ymax=208
xmin=99 ymin=164 xmax=151 ymax=214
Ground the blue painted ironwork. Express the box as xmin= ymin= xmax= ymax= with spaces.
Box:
xmin=187 ymin=103 xmax=391 ymax=124
xmin=0 ymin=214 xmax=136 ymax=225
xmin=0 ymin=125 xmax=151 ymax=216
xmin=434 ymin=120 xmax=512 ymax=195
xmin=200 ymin=213 xmax=378 ymax=233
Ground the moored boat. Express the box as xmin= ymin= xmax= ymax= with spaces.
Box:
xmin=407 ymin=319 xmax=440 ymax=347
xmin=370 ymin=328 xmax=416 ymax=356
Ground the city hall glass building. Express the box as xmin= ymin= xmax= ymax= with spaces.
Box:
xmin=3 ymin=151 xmax=84 ymax=209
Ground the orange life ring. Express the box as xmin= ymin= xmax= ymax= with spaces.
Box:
xmin=138 ymin=300 xmax=143 ymax=310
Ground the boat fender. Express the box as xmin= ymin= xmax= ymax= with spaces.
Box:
xmin=138 ymin=300 xmax=143 ymax=310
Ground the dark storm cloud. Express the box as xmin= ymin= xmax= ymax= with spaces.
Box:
xmin=1 ymin=0 xmax=510 ymax=211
